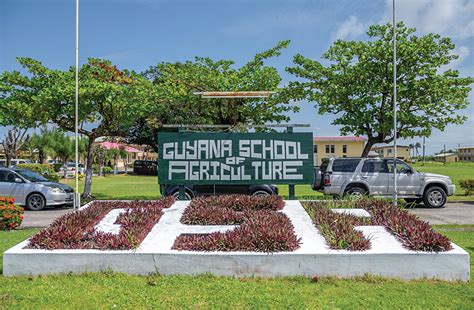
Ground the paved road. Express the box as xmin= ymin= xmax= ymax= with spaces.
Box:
xmin=20 ymin=202 xmax=474 ymax=228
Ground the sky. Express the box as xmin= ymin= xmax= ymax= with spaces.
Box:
xmin=0 ymin=0 xmax=473 ymax=155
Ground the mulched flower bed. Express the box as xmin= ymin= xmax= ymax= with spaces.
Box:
xmin=303 ymin=199 xmax=452 ymax=252
xmin=173 ymin=195 xmax=301 ymax=252
xmin=27 ymin=198 xmax=174 ymax=250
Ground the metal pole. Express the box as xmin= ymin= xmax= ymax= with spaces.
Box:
xmin=74 ymin=0 xmax=80 ymax=211
xmin=392 ymin=0 xmax=398 ymax=207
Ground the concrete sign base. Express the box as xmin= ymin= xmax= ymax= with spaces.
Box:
xmin=3 ymin=201 xmax=470 ymax=281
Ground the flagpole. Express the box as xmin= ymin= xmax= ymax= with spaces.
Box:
xmin=392 ymin=0 xmax=398 ymax=207
xmin=74 ymin=0 xmax=80 ymax=211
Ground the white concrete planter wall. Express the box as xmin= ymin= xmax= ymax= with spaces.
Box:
xmin=3 ymin=200 xmax=470 ymax=281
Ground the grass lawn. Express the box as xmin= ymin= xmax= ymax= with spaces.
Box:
xmin=61 ymin=161 xmax=474 ymax=201
xmin=1 ymin=226 xmax=473 ymax=308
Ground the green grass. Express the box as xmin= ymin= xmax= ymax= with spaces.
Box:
xmin=412 ymin=161 xmax=474 ymax=200
xmin=1 ymin=226 xmax=473 ymax=308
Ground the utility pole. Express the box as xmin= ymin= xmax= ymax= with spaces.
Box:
xmin=392 ymin=0 xmax=398 ymax=207
xmin=74 ymin=0 xmax=80 ymax=211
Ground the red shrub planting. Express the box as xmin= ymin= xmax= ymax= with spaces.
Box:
xmin=181 ymin=194 xmax=285 ymax=225
xmin=174 ymin=210 xmax=300 ymax=252
xmin=366 ymin=203 xmax=453 ymax=252
xmin=303 ymin=201 xmax=371 ymax=251
xmin=303 ymin=199 xmax=453 ymax=252
xmin=0 ymin=197 xmax=24 ymax=231
xmin=174 ymin=195 xmax=300 ymax=252
xmin=27 ymin=198 xmax=174 ymax=250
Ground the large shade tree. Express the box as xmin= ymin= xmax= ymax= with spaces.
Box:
xmin=285 ymin=22 xmax=473 ymax=156
xmin=124 ymin=40 xmax=297 ymax=149
xmin=0 ymin=58 xmax=147 ymax=197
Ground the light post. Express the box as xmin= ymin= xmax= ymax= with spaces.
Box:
xmin=392 ymin=0 xmax=398 ymax=206
xmin=74 ymin=0 xmax=80 ymax=211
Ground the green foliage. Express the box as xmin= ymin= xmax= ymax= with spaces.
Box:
xmin=125 ymin=41 xmax=295 ymax=148
xmin=285 ymin=22 xmax=473 ymax=155
xmin=459 ymin=179 xmax=474 ymax=195
xmin=16 ymin=163 xmax=59 ymax=182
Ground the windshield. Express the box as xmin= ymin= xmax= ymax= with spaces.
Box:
xmin=14 ymin=170 xmax=49 ymax=182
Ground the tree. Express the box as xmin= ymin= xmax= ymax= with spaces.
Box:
xmin=28 ymin=127 xmax=61 ymax=164
xmin=285 ymin=22 xmax=473 ymax=156
xmin=93 ymin=145 xmax=109 ymax=177
xmin=124 ymin=40 xmax=296 ymax=149
xmin=54 ymin=132 xmax=75 ymax=178
xmin=0 ymin=58 xmax=146 ymax=198
xmin=1 ymin=128 xmax=30 ymax=167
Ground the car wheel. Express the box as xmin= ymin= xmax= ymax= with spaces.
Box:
xmin=423 ymin=186 xmax=447 ymax=208
xmin=251 ymin=190 xmax=271 ymax=197
xmin=27 ymin=193 xmax=46 ymax=211
xmin=171 ymin=190 xmax=192 ymax=200
xmin=344 ymin=186 xmax=367 ymax=198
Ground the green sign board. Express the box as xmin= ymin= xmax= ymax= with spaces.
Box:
xmin=158 ymin=132 xmax=314 ymax=185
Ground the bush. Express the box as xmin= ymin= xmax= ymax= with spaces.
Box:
xmin=459 ymin=179 xmax=474 ymax=195
xmin=27 ymin=198 xmax=174 ymax=250
xmin=0 ymin=197 xmax=24 ymax=231
xmin=16 ymin=163 xmax=60 ymax=182
xmin=174 ymin=195 xmax=300 ymax=252
xmin=303 ymin=201 xmax=371 ymax=251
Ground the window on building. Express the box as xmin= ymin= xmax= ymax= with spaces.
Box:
xmin=387 ymin=149 xmax=392 ymax=154
xmin=342 ymin=144 xmax=347 ymax=154
xmin=325 ymin=144 xmax=335 ymax=154
xmin=313 ymin=145 xmax=318 ymax=153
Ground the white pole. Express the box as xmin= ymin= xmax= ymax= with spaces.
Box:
xmin=74 ymin=0 xmax=80 ymax=211
xmin=392 ymin=0 xmax=398 ymax=206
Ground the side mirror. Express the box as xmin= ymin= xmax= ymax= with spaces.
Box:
xmin=14 ymin=177 xmax=23 ymax=183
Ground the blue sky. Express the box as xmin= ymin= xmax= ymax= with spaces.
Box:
xmin=1 ymin=0 xmax=473 ymax=155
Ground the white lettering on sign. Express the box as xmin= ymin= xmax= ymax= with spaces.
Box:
xmin=164 ymin=139 xmax=309 ymax=182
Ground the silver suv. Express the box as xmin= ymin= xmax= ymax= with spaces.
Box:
xmin=313 ymin=158 xmax=455 ymax=208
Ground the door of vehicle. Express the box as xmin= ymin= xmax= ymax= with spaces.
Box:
xmin=359 ymin=159 xmax=390 ymax=195
xmin=0 ymin=170 xmax=26 ymax=204
xmin=387 ymin=159 xmax=422 ymax=196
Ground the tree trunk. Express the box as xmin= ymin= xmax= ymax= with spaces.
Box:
xmin=113 ymin=157 xmax=118 ymax=175
xmin=361 ymin=139 xmax=376 ymax=157
xmin=5 ymin=153 xmax=12 ymax=168
xmin=82 ymin=138 xmax=95 ymax=199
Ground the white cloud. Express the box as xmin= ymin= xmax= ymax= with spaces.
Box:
xmin=382 ymin=0 xmax=474 ymax=39
xmin=332 ymin=16 xmax=365 ymax=40
xmin=440 ymin=45 xmax=470 ymax=72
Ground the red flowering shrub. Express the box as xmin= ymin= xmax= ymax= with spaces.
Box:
xmin=0 ymin=197 xmax=24 ymax=231
xmin=174 ymin=195 xmax=300 ymax=252
xmin=303 ymin=201 xmax=371 ymax=251
xmin=303 ymin=199 xmax=453 ymax=252
xmin=27 ymin=197 xmax=174 ymax=250
xmin=181 ymin=194 xmax=285 ymax=225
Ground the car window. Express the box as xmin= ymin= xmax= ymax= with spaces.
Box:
xmin=0 ymin=171 xmax=18 ymax=183
xmin=361 ymin=160 xmax=388 ymax=173
xmin=14 ymin=170 xmax=48 ymax=182
xmin=331 ymin=159 xmax=361 ymax=172
xmin=0 ymin=171 xmax=7 ymax=182
xmin=386 ymin=159 xmax=412 ymax=173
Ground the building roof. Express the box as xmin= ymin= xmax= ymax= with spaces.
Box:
xmin=433 ymin=153 xmax=457 ymax=157
xmin=313 ymin=136 xmax=367 ymax=142
xmin=97 ymin=142 xmax=142 ymax=153
xmin=458 ymin=146 xmax=474 ymax=149
xmin=372 ymin=144 xmax=410 ymax=149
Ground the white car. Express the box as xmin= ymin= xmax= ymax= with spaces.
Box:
xmin=59 ymin=163 xmax=85 ymax=178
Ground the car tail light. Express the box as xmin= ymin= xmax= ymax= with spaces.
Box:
xmin=323 ymin=173 xmax=331 ymax=186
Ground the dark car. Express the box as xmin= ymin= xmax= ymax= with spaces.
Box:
xmin=160 ymin=184 xmax=279 ymax=200
xmin=133 ymin=160 xmax=157 ymax=175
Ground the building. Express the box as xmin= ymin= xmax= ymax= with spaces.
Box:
xmin=433 ymin=153 xmax=459 ymax=163
xmin=95 ymin=141 xmax=158 ymax=170
xmin=371 ymin=145 xmax=411 ymax=161
xmin=312 ymin=136 xmax=367 ymax=166
xmin=458 ymin=146 xmax=474 ymax=162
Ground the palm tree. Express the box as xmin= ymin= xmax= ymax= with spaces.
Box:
xmin=414 ymin=142 xmax=421 ymax=158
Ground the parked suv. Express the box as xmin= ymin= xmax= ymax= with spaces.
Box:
xmin=133 ymin=160 xmax=157 ymax=175
xmin=160 ymin=184 xmax=279 ymax=200
xmin=313 ymin=158 xmax=455 ymax=208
